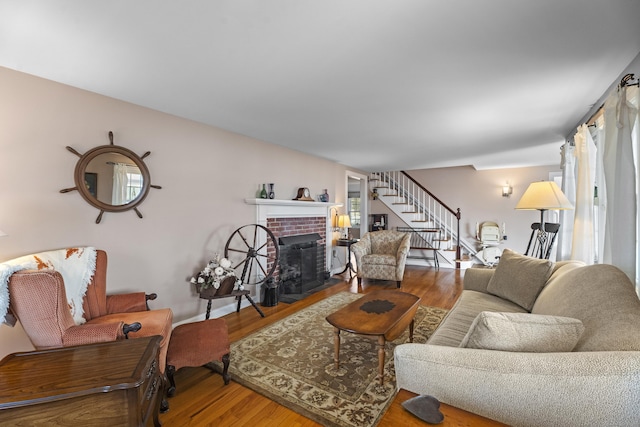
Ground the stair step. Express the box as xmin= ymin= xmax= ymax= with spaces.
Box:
xmin=402 ymin=211 xmax=417 ymax=214
xmin=411 ymin=220 xmax=429 ymax=222
xmin=392 ymin=203 xmax=411 ymax=206
xmin=382 ymin=193 xmax=398 ymax=197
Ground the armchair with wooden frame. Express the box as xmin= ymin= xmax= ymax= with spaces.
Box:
xmin=7 ymin=250 xmax=173 ymax=374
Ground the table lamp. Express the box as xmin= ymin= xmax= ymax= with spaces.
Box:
xmin=337 ymin=214 xmax=351 ymax=239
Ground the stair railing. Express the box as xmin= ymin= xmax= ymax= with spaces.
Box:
xmin=372 ymin=171 xmax=462 ymax=267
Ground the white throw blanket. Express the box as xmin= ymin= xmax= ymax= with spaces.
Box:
xmin=0 ymin=247 xmax=97 ymax=325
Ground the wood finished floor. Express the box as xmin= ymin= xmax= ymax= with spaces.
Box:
xmin=159 ymin=266 xmax=504 ymax=426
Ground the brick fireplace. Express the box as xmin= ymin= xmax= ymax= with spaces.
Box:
xmin=245 ymin=198 xmax=339 ymax=297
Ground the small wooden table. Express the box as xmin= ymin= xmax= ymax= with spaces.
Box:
xmin=336 ymin=238 xmax=358 ymax=278
xmin=326 ymin=290 xmax=420 ymax=385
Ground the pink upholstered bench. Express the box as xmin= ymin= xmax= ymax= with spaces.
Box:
xmin=165 ymin=318 xmax=230 ymax=397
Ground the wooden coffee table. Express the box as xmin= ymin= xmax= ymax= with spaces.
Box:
xmin=326 ymin=290 xmax=420 ymax=385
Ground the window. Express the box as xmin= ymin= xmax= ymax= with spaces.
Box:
xmin=348 ymin=197 xmax=361 ymax=226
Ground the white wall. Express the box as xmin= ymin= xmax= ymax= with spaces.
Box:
xmin=371 ymin=165 xmax=562 ymax=257
xmin=0 ymin=67 xmax=357 ymax=357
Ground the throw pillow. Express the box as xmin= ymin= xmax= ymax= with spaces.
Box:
xmin=487 ymin=248 xmax=554 ymax=310
xmin=459 ymin=311 xmax=585 ymax=352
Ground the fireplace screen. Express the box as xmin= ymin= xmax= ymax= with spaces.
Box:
xmin=278 ymin=233 xmax=325 ymax=294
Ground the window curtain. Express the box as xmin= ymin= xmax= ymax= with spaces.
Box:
xmin=111 ymin=163 xmax=129 ymax=205
xmin=602 ymin=85 xmax=638 ymax=285
xmin=591 ymin=117 xmax=606 ymax=263
xmin=557 ymin=143 xmax=576 ymax=260
xmin=570 ymin=124 xmax=596 ymax=264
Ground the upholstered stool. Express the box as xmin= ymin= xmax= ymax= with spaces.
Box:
xmin=166 ymin=318 xmax=230 ymax=397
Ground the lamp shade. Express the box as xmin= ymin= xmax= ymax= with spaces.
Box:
xmin=515 ymin=181 xmax=573 ymax=210
xmin=337 ymin=214 xmax=352 ymax=228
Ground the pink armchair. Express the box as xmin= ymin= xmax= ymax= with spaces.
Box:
xmin=8 ymin=250 xmax=172 ymax=373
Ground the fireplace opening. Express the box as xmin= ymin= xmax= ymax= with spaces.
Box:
xmin=279 ymin=233 xmax=325 ymax=294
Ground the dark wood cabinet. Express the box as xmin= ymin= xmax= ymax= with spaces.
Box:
xmin=0 ymin=336 xmax=162 ymax=426
xmin=369 ymin=214 xmax=388 ymax=231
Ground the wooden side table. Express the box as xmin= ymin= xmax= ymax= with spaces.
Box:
xmin=336 ymin=238 xmax=358 ymax=278
xmin=0 ymin=336 xmax=163 ymax=426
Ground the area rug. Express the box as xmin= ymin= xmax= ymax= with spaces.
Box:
xmin=228 ymin=292 xmax=448 ymax=427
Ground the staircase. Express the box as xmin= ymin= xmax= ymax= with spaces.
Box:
xmin=369 ymin=171 xmax=477 ymax=269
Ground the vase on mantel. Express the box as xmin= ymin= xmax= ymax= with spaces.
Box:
xmin=260 ymin=184 xmax=268 ymax=199
xmin=320 ymin=189 xmax=329 ymax=202
xmin=268 ymin=183 xmax=275 ymax=199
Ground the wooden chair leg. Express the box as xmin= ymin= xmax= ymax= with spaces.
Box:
xmin=357 ymin=277 xmax=362 ymax=286
xmin=221 ymin=353 xmax=230 ymax=385
xmin=396 ymin=280 xmax=401 ymax=288
xmin=166 ymin=364 xmax=177 ymax=397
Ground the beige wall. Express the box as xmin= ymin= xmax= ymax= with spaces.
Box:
xmin=0 ymin=66 xmax=564 ymax=358
xmin=0 ymin=67 xmax=357 ymax=357
xmin=371 ymin=165 xmax=562 ymax=256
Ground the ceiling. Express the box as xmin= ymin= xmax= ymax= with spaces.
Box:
xmin=2 ymin=1 xmax=640 ymax=172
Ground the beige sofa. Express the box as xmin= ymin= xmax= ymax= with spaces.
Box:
xmin=394 ymin=249 xmax=640 ymax=426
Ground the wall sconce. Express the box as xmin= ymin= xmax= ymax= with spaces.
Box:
xmin=329 ymin=207 xmax=339 ymax=232
xmin=502 ymin=183 xmax=513 ymax=197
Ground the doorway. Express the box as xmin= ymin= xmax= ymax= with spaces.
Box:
xmin=345 ymin=171 xmax=368 ymax=239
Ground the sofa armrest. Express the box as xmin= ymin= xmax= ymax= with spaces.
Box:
xmin=351 ymin=239 xmax=370 ymax=271
xmin=106 ymin=292 xmax=148 ymax=314
xmin=394 ymin=344 xmax=640 ymax=426
xmin=463 ymin=268 xmax=494 ymax=293
xmin=62 ymin=322 xmax=124 ymax=347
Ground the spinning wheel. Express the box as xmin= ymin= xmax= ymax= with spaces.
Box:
xmin=200 ymin=224 xmax=279 ymax=319
xmin=224 ymin=224 xmax=279 ymax=287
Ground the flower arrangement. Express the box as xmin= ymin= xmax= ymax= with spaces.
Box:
xmin=190 ymin=254 xmax=239 ymax=290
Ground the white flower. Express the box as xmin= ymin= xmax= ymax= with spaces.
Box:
xmin=214 ymin=267 xmax=224 ymax=276
xmin=203 ymin=267 xmax=212 ymax=275
xmin=219 ymin=258 xmax=231 ymax=269
xmin=190 ymin=277 xmax=196 ymax=284
xmin=197 ymin=277 xmax=205 ymax=284
xmin=213 ymin=280 xmax=221 ymax=289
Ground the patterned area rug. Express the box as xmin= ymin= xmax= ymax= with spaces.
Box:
xmin=228 ymin=292 xmax=448 ymax=427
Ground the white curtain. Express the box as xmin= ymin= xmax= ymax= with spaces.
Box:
xmin=591 ymin=117 xmax=607 ymax=263
xmin=111 ymin=163 xmax=129 ymax=205
xmin=570 ymin=124 xmax=596 ymax=264
xmin=558 ymin=143 xmax=575 ymax=260
xmin=602 ymin=85 xmax=638 ymax=283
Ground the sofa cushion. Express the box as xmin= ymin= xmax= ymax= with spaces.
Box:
xmin=459 ymin=311 xmax=584 ymax=352
xmin=487 ymin=249 xmax=554 ymax=311
xmin=427 ymin=290 xmax=527 ymax=347
xmin=532 ymin=264 xmax=640 ymax=351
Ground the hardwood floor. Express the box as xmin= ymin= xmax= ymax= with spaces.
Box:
xmin=159 ymin=266 xmax=504 ymax=426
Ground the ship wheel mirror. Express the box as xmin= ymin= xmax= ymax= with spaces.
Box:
xmin=60 ymin=131 xmax=162 ymax=224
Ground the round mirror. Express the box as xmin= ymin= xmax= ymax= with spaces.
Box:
xmin=61 ymin=132 xmax=160 ymax=223
xmin=74 ymin=145 xmax=150 ymax=212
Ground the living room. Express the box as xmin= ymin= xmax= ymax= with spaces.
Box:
xmin=1 ymin=2 xmax=640 ymax=425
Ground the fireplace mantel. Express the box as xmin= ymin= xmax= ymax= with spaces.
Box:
xmin=245 ymin=198 xmax=342 ymax=221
